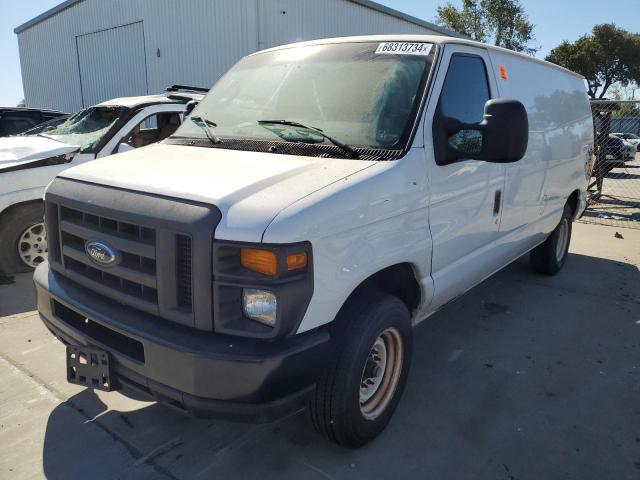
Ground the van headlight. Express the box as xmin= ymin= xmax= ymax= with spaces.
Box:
xmin=242 ymin=289 xmax=277 ymax=327
xmin=213 ymin=241 xmax=312 ymax=339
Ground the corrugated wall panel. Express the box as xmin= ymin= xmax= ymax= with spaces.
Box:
xmin=17 ymin=0 xmax=447 ymax=112
xmin=258 ymin=0 xmax=439 ymax=50
xmin=76 ymin=22 xmax=148 ymax=106
xmin=17 ymin=0 xmax=148 ymax=112
xmin=141 ymin=0 xmax=257 ymax=95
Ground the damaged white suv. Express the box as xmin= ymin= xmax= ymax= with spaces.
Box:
xmin=0 ymin=86 xmax=205 ymax=273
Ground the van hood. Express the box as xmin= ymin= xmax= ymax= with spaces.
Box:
xmin=0 ymin=136 xmax=79 ymax=172
xmin=59 ymin=144 xmax=377 ymax=242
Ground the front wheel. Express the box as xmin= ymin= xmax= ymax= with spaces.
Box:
xmin=530 ymin=204 xmax=572 ymax=275
xmin=0 ymin=202 xmax=48 ymax=274
xmin=310 ymin=292 xmax=412 ymax=448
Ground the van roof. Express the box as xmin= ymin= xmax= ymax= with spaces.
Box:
xmin=254 ymin=34 xmax=585 ymax=80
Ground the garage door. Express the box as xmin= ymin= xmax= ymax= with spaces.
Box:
xmin=76 ymin=22 xmax=148 ymax=107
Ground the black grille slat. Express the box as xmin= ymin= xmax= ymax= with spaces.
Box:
xmin=59 ymin=220 xmax=155 ymax=258
xmin=62 ymin=245 xmax=157 ymax=288
xmin=176 ymin=235 xmax=193 ymax=311
xmin=64 ymin=257 xmax=158 ymax=308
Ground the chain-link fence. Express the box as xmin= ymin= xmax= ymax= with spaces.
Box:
xmin=581 ymin=100 xmax=640 ymax=229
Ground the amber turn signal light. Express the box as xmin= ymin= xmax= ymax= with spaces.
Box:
xmin=241 ymin=248 xmax=277 ymax=277
xmin=286 ymin=252 xmax=307 ymax=271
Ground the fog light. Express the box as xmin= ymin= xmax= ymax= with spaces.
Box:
xmin=242 ymin=289 xmax=277 ymax=327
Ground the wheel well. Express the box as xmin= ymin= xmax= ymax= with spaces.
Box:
xmin=346 ymin=263 xmax=421 ymax=317
xmin=0 ymin=199 xmax=43 ymax=226
xmin=566 ymin=190 xmax=580 ymax=218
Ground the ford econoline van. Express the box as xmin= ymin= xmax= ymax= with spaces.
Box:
xmin=35 ymin=36 xmax=593 ymax=447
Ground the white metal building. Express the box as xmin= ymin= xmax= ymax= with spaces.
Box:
xmin=15 ymin=0 xmax=461 ymax=112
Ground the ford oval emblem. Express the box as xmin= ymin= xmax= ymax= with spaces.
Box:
xmin=85 ymin=241 xmax=117 ymax=267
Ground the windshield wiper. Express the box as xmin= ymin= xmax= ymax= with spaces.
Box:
xmin=190 ymin=116 xmax=222 ymax=144
xmin=258 ymin=120 xmax=359 ymax=159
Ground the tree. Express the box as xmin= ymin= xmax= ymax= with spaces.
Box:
xmin=546 ymin=24 xmax=640 ymax=99
xmin=608 ymin=85 xmax=639 ymax=117
xmin=16 ymin=99 xmax=26 ymax=107
xmin=436 ymin=0 xmax=537 ymax=54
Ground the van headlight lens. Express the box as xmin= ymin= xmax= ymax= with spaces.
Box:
xmin=242 ymin=289 xmax=277 ymax=327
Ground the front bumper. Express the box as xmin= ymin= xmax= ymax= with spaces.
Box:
xmin=34 ymin=262 xmax=330 ymax=422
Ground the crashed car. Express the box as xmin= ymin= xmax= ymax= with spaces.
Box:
xmin=0 ymin=86 xmax=205 ymax=274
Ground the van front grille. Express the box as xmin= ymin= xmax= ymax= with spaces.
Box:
xmin=44 ymin=179 xmax=219 ymax=330
xmin=57 ymin=206 xmax=159 ymax=311
xmin=47 ymin=202 xmax=194 ymax=319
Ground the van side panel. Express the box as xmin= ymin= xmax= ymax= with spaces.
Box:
xmin=487 ymin=51 xmax=593 ymax=241
xmin=262 ymin=149 xmax=433 ymax=333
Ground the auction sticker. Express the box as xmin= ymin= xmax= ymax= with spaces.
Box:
xmin=375 ymin=42 xmax=433 ymax=56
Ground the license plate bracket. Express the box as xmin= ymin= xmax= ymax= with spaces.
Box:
xmin=66 ymin=345 xmax=115 ymax=391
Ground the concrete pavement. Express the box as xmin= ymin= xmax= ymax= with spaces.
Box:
xmin=1 ymin=222 xmax=639 ymax=479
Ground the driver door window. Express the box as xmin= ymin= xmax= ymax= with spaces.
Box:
xmin=436 ymin=54 xmax=491 ymax=161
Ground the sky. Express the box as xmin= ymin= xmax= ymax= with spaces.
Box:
xmin=0 ymin=0 xmax=638 ymax=107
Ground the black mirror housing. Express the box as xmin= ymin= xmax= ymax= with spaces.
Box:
xmin=435 ymin=98 xmax=529 ymax=165
xmin=480 ymin=99 xmax=529 ymax=163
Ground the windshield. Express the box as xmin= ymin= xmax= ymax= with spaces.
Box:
xmin=173 ymin=42 xmax=434 ymax=152
xmin=41 ymin=106 xmax=125 ymax=152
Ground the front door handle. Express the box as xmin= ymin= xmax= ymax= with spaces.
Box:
xmin=493 ymin=190 xmax=502 ymax=216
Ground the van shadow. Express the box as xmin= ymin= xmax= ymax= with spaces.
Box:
xmin=42 ymin=253 xmax=640 ymax=479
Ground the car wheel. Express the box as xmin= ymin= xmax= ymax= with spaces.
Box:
xmin=0 ymin=202 xmax=47 ymax=274
xmin=310 ymin=291 xmax=412 ymax=448
xmin=530 ymin=204 xmax=572 ymax=276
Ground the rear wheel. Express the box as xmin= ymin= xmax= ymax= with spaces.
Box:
xmin=530 ymin=204 xmax=572 ymax=275
xmin=310 ymin=292 xmax=412 ymax=448
xmin=0 ymin=202 xmax=47 ymax=274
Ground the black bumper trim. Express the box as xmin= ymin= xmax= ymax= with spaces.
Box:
xmin=35 ymin=262 xmax=330 ymax=422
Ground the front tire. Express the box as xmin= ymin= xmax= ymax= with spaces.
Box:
xmin=530 ymin=204 xmax=572 ymax=275
xmin=0 ymin=202 xmax=47 ymax=274
xmin=310 ymin=292 xmax=412 ymax=448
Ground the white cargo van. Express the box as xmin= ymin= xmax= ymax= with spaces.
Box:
xmin=35 ymin=36 xmax=593 ymax=447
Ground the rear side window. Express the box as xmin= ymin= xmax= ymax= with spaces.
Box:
xmin=439 ymin=54 xmax=490 ymax=124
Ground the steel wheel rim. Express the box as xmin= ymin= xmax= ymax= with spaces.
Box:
xmin=18 ymin=222 xmax=48 ymax=268
xmin=359 ymin=327 xmax=403 ymax=420
xmin=555 ymin=219 xmax=569 ymax=262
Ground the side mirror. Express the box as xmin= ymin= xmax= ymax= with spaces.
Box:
xmin=437 ymin=99 xmax=529 ymax=165
xmin=184 ymin=100 xmax=198 ymax=117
